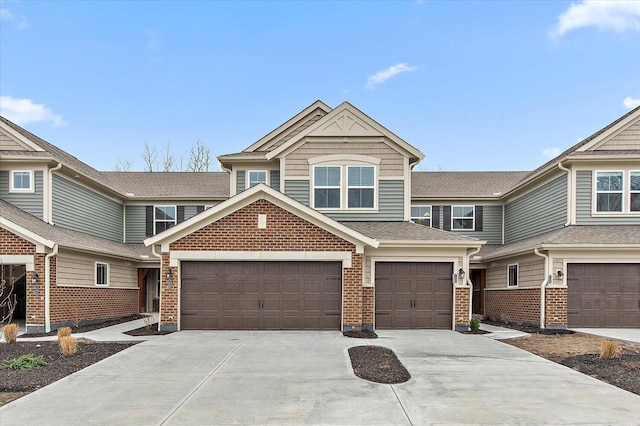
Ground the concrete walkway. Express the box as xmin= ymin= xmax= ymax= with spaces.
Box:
xmin=570 ymin=328 xmax=640 ymax=344
xmin=2 ymin=330 xmax=639 ymax=425
xmin=479 ymin=322 xmax=530 ymax=340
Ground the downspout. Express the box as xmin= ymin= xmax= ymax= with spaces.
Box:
xmin=44 ymin=244 xmax=58 ymax=332
xmin=151 ymin=244 xmax=162 ymax=328
xmin=557 ymin=161 xmax=571 ymax=226
xmin=534 ymin=248 xmax=549 ymax=329
xmin=466 ymin=246 xmax=482 ymax=321
xmin=47 ymin=162 xmax=62 ymax=225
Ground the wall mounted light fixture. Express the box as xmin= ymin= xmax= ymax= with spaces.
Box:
xmin=31 ymin=272 xmax=39 ymax=284
xmin=166 ymin=269 xmax=173 ymax=289
xmin=458 ymin=268 xmax=466 ymax=281
xmin=557 ymin=270 xmax=564 ymax=279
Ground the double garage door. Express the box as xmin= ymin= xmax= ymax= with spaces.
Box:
xmin=568 ymin=263 xmax=640 ymax=328
xmin=181 ymin=261 xmax=341 ymax=330
xmin=375 ymin=262 xmax=453 ymax=329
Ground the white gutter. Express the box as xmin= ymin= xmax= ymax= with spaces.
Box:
xmin=44 ymin=243 xmax=58 ymax=332
xmin=557 ymin=161 xmax=571 ymax=226
xmin=466 ymin=246 xmax=481 ymax=321
xmin=47 ymin=162 xmax=62 ymax=224
xmin=534 ymin=248 xmax=549 ymax=329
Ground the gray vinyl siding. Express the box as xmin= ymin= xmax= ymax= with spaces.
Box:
xmin=52 ymin=174 xmax=123 ymax=242
xmin=270 ymin=170 xmax=281 ymax=192
xmin=451 ymin=205 xmax=502 ymax=244
xmin=125 ymin=205 xmax=146 ymax=243
xmin=236 ymin=170 xmax=246 ymax=194
xmin=504 ymin=175 xmax=567 ymax=244
xmin=326 ymin=180 xmax=404 ymax=222
xmin=576 ymin=170 xmax=640 ymax=225
xmin=284 ymin=180 xmax=310 ymax=206
xmin=0 ymin=170 xmax=44 ymax=219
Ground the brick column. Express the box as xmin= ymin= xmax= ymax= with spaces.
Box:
xmin=361 ymin=286 xmax=374 ymax=331
xmin=545 ymin=287 xmax=567 ymax=329
xmin=159 ymin=253 xmax=178 ymax=332
xmin=25 ymin=254 xmax=46 ymax=333
xmin=342 ymin=252 xmax=363 ymax=331
xmin=454 ymin=285 xmax=471 ymax=331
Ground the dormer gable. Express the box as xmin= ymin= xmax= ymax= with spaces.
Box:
xmin=576 ymin=105 xmax=640 ymax=152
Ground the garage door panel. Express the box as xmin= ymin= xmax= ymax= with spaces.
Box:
xmin=568 ymin=263 xmax=640 ymax=328
xmin=375 ymin=262 xmax=453 ymax=329
xmin=181 ymin=261 xmax=341 ymax=330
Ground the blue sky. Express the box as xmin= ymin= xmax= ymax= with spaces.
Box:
xmin=1 ymin=0 xmax=639 ymax=172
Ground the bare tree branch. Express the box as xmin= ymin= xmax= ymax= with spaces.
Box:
xmin=114 ymin=158 xmax=133 ymax=172
xmin=187 ymin=140 xmax=211 ymax=172
xmin=161 ymin=143 xmax=175 ymax=172
xmin=141 ymin=141 xmax=158 ymax=172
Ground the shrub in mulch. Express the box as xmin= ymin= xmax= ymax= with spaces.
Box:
xmin=26 ymin=314 xmax=146 ymax=337
xmin=348 ymin=345 xmax=411 ymax=384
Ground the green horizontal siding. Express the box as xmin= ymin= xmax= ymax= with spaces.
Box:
xmin=125 ymin=205 xmax=146 ymax=243
xmin=327 ymin=180 xmax=404 ymax=222
xmin=505 ymin=175 xmax=567 ymax=243
xmin=452 ymin=205 xmax=502 ymax=244
xmin=270 ymin=170 xmax=281 ymax=192
xmin=52 ymin=174 xmax=123 ymax=242
xmin=284 ymin=179 xmax=310 ymax=206
xmin=236 ymin=170 xmax=246 ymax=194
xmin=0 ymin=170 xmax=44 ymax=219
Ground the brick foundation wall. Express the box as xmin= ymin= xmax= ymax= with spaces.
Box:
xmin=484 ymin=288 xmax=541 ymax=325
xmin=545 ymin=287 xmax=567 ymax=328
xmin=165 ymin=199 xmax=364 ymax=331
xmin=454 ymin=286 xmax=471 ymax=329
xmin=361 ymin=286 xmax=374 ymax=330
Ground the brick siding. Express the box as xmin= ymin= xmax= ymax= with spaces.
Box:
xmin=545 ymin=287 xmax=567 ymax=328
xmin=454 ymin=286 xmax=471 ymax=328
xmin=484 ymin=288 xmax=541 ymax=325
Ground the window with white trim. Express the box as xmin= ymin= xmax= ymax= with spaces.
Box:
xmin=595 ymin=171 xmax=623 ymax=212
xmin=313 ymin=166 xmax=341 ymax=209
xmin=411 ymin=205 xmax=432 ymax=227
xmin=631 ymin=171 xmax=640 ymax=212
xmin=347 ymin=166 xmax=375 ymax=208
xmin=154 ymin=205 xmax=177 ymax=234
xmin=10 ymin=170 xmax=33 ymax=192
xmin=452 ymin=206 xmax=474 ymax=230
xmin=247 ymin=170 xmax=268 ymax=188
xmin=95 ymin=262 xmax=109 ymax=286
xmin=507 ymin=264 xmax=518 ymax=287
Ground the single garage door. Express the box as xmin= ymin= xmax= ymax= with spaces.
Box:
xmin=375 ymin=262 xmax=453 ymax=329
xmin=567 ymin=263 xmax=640 ymax=328
xmin=180 ymin=261 xmax=342 ymax=330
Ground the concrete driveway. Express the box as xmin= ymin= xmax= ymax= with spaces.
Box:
xmin=2 ymin=330 xmax=639 ymax=425
xmin=570 ymin=328 xmax=640 ymax=344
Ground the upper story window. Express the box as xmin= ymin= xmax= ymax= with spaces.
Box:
xmin=507 ymin=264 xmax=518 ymax=287
xmin=595 ymin=171 xmax=623 ymax=212
xmin=347 ymin=166 xmax=375 ymax=208
xmin=154 ymin=205 xmax=177 ymax=234
xmin=248 ymin=170 xmax=268 ymax=188
xmin=10 ymin=170 xmax=33 ymax=193
xmin=411 ymin=205 xmax=432 ymax=227
xmin=631 ymin=171 xmax=640 ymax=212
xmin=95 ymin=262 xmax=109 ymax=286
xmin=313 ymin=166 xmax=341 ymax=209
xmin=452 ymin=206 xmax=474 ymax=230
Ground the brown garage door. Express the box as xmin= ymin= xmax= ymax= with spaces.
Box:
xmin=568 ymin=263 xmax=640 ymax=328
xmin=375 ymin=262 xmax=453 ymax=329
xmin=180 ymin=261 xmax=342 ymax=330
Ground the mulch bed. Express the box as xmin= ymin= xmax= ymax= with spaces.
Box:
xmin=0 ymin=341 xmax=135 ymax=393
xmin=348 ymin=345 xmax=411 ymax=384
xmin=562 ymin=352 xmax=640 ymax=395
xmin=343 ymin=330 xmax=378 ymax=339
xmin=483 ymin=319 xmax=574 ymax=335
xmin=125 ymin=323 xmax=172 ymax=336
xmin=26 ymin=314 xmax=147 ymax=337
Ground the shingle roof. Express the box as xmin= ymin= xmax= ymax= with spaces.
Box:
xmin=411 ymin=171 xmax=529 ymax=198
xmin=1 ymin=116 xmax=125 ymax=197
xmin=0 ymin=200 xmax=153 ymax=260
xmin=342 ymin=221 xmax=481 ymax=242
xmin=477 ymin=225 xmax=640 ymax=260
xmin=103 ymin=172 xmax=229 ymax=199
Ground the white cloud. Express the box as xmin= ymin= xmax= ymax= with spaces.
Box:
xmin=365 ymin=63 xmax=418 ymax=90
xmin=551 ymin=1 xmax=640 ymax=38
xmin=0 ymin=8 xmax=15 ymax=20
xmin=1 ymin=6 xmax=28 ymax=31
xmin=0 ymin=96 xmax=66 ymax=127
xmin=542 ymin=147 xmax=562 ymax=159
xmin=623 ymin=96 xmax=640 ymax=109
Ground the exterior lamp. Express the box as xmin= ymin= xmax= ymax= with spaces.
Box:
xmin=458 ymin=268 xmax=466 ymax=281
xmin=32 ymin=272 xmax=40 ymax=295
xmin=557 ymin=270 xmax=564 ymax=279
xmin=166 ymin=269 xmax=173 ymax=289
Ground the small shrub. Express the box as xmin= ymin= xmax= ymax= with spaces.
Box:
xmin=59 ymin=336 xmax=78 ymax=356
xmin=1 ymin=354 xmax=48 ymax=370
xmin=57 ymin=327 xmax=72 ymax=340
xmin=469 ymin=318 xmax=481 ymax=332
xmin=2 ymin=323 xmax=18 ymax=343
xmin=600 ymin=340 xmax=621 ymax=359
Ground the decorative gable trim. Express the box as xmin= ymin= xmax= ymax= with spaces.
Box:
xmin=576 ymin=107 xmax=640 ymax=152
xmin=0 ymin=120 xmax=46 ymax=152
xmin=144 ymin=183 xmax=379 ymax=252
xmin=265 ymin=102 xmax=424 ymax=161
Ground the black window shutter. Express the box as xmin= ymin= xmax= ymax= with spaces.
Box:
xmin=443 ymin=206 xmax=452 ymax=231
xmin=177 ymin=206 xmax=185 ymax=223
xmin=145 ymin=206 xmax=154 ymax=237
xmin=432 ymin=206 xmax=441 ymax=229
xmin=196 ymin=205 xmax=205 ymax=214
xmin=475 ymin=206 xmax=483 ymax=231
